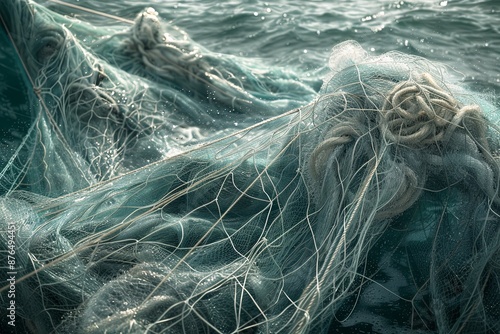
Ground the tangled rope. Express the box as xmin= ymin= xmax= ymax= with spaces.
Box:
xmin=381 ymin=72 xmax=484 ymax=147
xmin=310 ymin=72 xmax=489 ymax=191
xmin=308 ymin=123 xmax=359 ymax=182
xmin=298 ymin=69 xmax=500 ymax=333
xmin=127 ymin=8 xmax=253 ymax=108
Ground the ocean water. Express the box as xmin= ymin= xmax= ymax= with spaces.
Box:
xmin=1 ymin=0 xmax=500 ymax=333
xmin=1 ymin=0 xmax=498 ymax=140
xmin=49 ymin=0 xmax=500 ymax=91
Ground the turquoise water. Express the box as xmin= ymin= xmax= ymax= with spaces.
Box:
xmin=2 ymin=0 xmax=497 ymax=139
xmin=48 ymin=0 xmax=499 ymax=92
xmin=2 ymin=0 xmax=499 ymax=123
xmin=1 ymin=1 xmax=500 ymax=333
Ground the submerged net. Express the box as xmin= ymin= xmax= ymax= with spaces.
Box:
xmin=1 ymin=0 xmax=500 ymax=333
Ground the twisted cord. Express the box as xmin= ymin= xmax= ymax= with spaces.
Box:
xmin=301 ymin=72 xmax=497 ymax=332
xmin=127 ymin=9 xmax=253 ymax=107
xmin=381 ymin=72 xmax=483 ymax=147
xmin=310 ymin=72 xmax=494 ymax=219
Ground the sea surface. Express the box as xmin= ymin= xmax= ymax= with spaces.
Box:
xmin=0 ymin=1 xmax=500 ymax=333
xmin=48 ymin=0 xmax=500 ymax=94
xmin=1 ymin=0 xmax=499 ymax=134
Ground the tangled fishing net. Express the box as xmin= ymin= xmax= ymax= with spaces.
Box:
xmin=1 ymin=0 xmax=500 ymax=333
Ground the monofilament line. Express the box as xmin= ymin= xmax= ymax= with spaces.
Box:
xmin=47 ymin=0 xmax=134 ymax=24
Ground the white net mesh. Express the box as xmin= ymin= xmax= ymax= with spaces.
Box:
xmin=1 ymin=1 xmax=500 ymax=333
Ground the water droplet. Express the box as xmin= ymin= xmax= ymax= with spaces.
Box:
xmin=253 ymin=12 xmax=258 ymax=16
xmin=439 ymin=1 xmax=448 ymax=6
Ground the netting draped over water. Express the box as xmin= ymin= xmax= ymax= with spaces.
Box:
xmin=1 ymin=1 xmax=500 ymax=333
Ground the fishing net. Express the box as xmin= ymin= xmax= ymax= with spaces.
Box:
xmin=1 ymin=1 xmax=500 ymax=333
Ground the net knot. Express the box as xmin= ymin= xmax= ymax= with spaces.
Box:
xmin=133 ymin=7 xmax=162 ymax=50
xmin=381 ymin=72 xmax=481 ymax=147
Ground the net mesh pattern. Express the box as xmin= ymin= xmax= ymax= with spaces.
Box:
xmin=0 ymin=1 xmax=499 ymax=333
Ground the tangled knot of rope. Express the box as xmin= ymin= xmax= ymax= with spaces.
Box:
xmin=307 ymin=72 xmax=491 ymax=219
xmin=381 ymin=72 xmax=482 ymax=147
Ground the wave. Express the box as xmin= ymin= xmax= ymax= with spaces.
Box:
xmin=1 ymin=1 xmax=499 ymax=333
